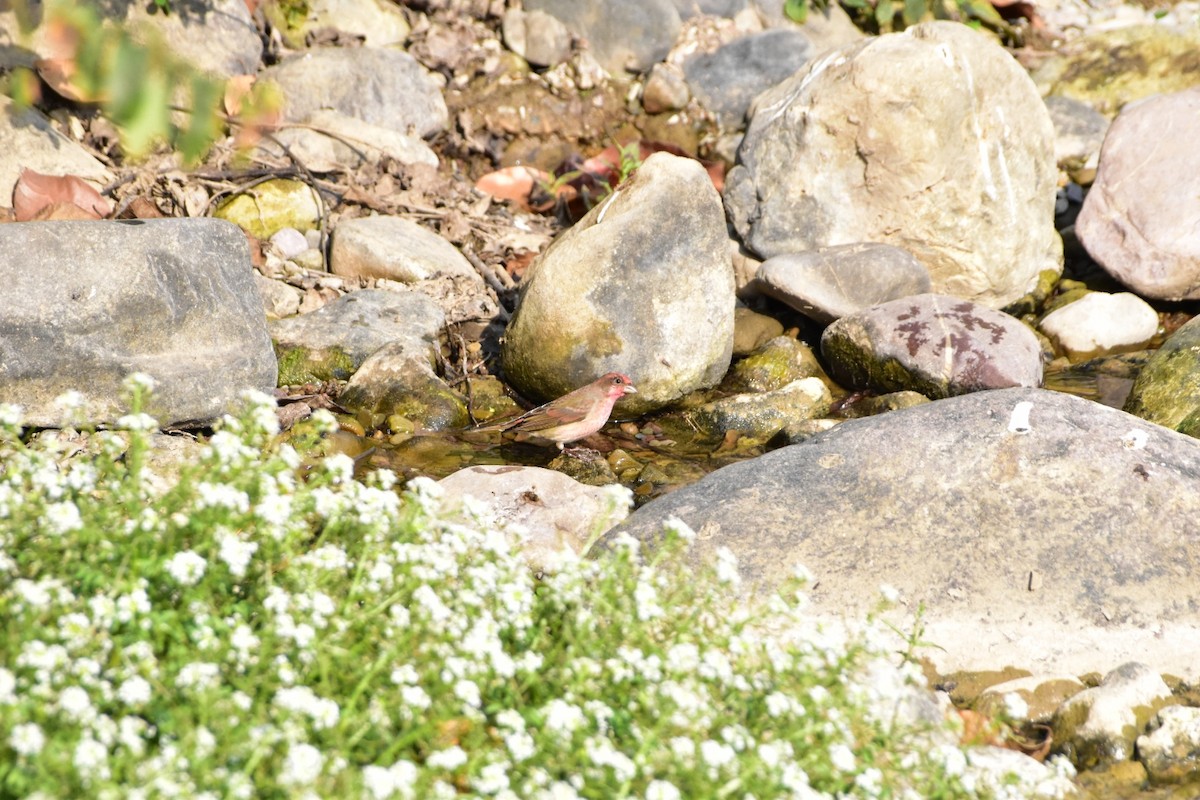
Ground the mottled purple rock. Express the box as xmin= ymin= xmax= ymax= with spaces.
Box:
xmin=820 ymin=293 xmax=1043 ymax=398
xmin=1077 ymin=87 xmax=1200 ymax=300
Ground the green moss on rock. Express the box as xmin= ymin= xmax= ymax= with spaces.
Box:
xmin=275 ymin=344 xmax=359 ymax=385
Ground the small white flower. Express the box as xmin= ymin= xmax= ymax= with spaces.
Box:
xmin=217 ymin=531 xmax=258 ymax=578
xmin=661 ymin=515 xmax=697 ymax=544
xmin=207 ymin=430 xmax=251 ymax=464
xmin=73 ymin=736 xmax=109 ymax=773
xmin=0 ymin=402 xmax=24 ymax=427
xmin=45 ymin=501 xmax=83 ymax=535
xmin=700 ymin=739 xmax=736 ymax=771
xmin=714 ymin=546 xmax=741 ymax=587
xmin=401 ymin=685 xmax=430 ymax=711
xmin=175 ymin=662 xmax=220 ymax=691
xmin=829 ymin=743 xmax=857 ymax=773
xmin=116 ymin=412 xmax=159 ymax=432
xmin=0 ymin=668 xmax=15 ymax=704
xmin=855 ymin=767 xmax=883 ymax=797
xmin=123 ymin=372 xmax=158 ymax=394
xmin=165 ymin=551 xmax=207 ymax=586
xmin=308 ymin=409 xmax=339 ymax=435
xmin=195 ymin=482 xmax=250 ymax=513
xmin=280 ymin=742 xmax=324 ymax=786
xmin=322 ymin=453 xmax=356 ymax=484
xmin=363 ymin=765 xmax=397 ymax=799
xmin=426 ymin=745 xmax=468 ymax=771
xmin=10 ymin=723 xmax=45 ymax=756
xmin=542 ymin=699 xmax=586 ymax=739
xmin=472 ymin=761 xmax=510 ymax=795
xmin=118 ymin=676 xmax=152 ymax=707
xmin=1002 ymin=692 xmax=1030 ymax=721
xmin=505 ymin=730 xmax=536 ymax=762
xmin=54 ymin=390 xmax=86 ymax=412
xmin=58 ymin=685 xmax=94 ymax=721
xmin=454 ymin=679 xmax=481 ymax=709
xmin=879 ymin=583 xmax=900 ymax=604
xmin=645 ymin=780 xmax=681 ymax=800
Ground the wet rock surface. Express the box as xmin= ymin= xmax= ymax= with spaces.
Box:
xmin=753 ymin=243 xmax=932 ymax=325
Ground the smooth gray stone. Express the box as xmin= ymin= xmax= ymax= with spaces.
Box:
xmin=525 ymin=0 xmax=681 ymax=74
xmin=683 ymin=29 xmax=813 ymax=129
xmin=754 ymin=243 xmax=931 ymax=324
xmin=501 ymin=153 xmax=734 ymax=415
xmin=260 ymin=47 xmax=448 ymax=137
xmin=604 ymin=387 xmax=1200 ymax=681
xmin=725 ymin=22 xmax=1060 ymax=308
xmin=270 ymin=289 xmax=445 ymax=383
xmin=1076 ymin=86 xmax=1200 ymax=300
xmin=0 ymin=219 xmax=276 ymax=427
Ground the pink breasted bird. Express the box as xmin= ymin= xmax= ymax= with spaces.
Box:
xmin=475 ymin=372 xmax=637 ymax=449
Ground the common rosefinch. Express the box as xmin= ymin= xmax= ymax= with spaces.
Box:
xmin=474 ymin=372 xmax=637 ymax=448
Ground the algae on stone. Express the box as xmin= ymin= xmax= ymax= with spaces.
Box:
xmin=1124 ymin=316 xmax=1200 ymax=435
xmin=214 ymin=178 xmax=321 ymax=240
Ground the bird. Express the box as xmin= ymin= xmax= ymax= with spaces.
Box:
xmin=473 ymin=372 xmax=637 ymax=449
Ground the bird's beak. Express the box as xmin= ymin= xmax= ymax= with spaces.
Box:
xmin=625 ymin=385 xmax=637 ymax=394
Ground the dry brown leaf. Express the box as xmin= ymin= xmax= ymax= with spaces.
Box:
xmin=35 ymin=57 xmax=88 ymax=103
xmin=13 ymin=168 xmax=111 ymax=221
xmin=30 ymin=201 xmax=103 ymax=221
xmin=125 ymin=196 xmax=166 ymax=219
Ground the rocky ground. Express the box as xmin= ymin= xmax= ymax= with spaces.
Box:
xmin=5 ymin=0 xmax=1200 ymax=795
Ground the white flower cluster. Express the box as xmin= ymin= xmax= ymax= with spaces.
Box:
xmin=0 ymin=395 xmax=1079 ymax=800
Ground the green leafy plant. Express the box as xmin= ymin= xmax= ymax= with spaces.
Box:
xmin=785 ymin=0 xmax=1010 ymax=36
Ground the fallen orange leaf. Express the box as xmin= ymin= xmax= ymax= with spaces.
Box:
xmin=475 ymin=165 xmax=556 ymax=212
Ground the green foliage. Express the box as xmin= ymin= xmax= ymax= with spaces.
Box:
xmin=6 ymin=0 xmax=277 ymax=165
xmin=786 ymin=0 xmax=1010 ymax=36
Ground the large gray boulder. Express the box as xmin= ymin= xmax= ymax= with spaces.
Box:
xmin=260 ymin=47 xmax=448 ymax=137
xmin=501 ymin=152 xmax=734 ymax=414
xmin=1076 ymin=87 xmax=1200 ymax=300
xmin=0 ymin=219 xmax=277 ymax=427
xmin=604 ymin=387 xmax=1200 ymax=680
xmin=682 ymin=29 xmax=813 ymax=130
xmin=724 ymin=22 xmax=1061 ymax=308
xmin=525 ymin=0 xmax=681 ymax=74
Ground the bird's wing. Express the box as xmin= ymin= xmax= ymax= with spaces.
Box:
xmin=471 ymin=399 xmax=587 ymax=433
xmin=504 ymin=401 xmax=589 ymax=432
